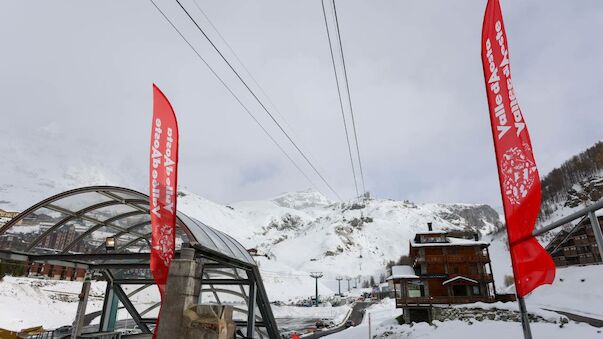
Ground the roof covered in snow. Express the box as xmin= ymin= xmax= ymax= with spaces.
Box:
xmin=386 ymin=265 xmax=419 ymax=280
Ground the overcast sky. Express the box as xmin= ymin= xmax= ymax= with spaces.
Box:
xmin=1 ymin=0 xmax=602 ymax=209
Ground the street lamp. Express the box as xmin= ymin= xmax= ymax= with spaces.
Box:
xmin=105 ymin=236 xmax=116 ymax=252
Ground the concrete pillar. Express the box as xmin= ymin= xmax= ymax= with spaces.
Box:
xmin=156 ymin=248 xmax=202 ymax=339
xmin=71 ymin=273 xmax=91 ymax=339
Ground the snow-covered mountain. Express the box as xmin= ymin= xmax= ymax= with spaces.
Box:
xmin=176 ymin=189 xmax=503 ymax=284
xmin=0 ymin=164 xmax=504 ymax=300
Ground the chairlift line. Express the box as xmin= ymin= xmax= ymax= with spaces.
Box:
xmin=190 ymin=0 xmax=298 ymax=139
xmin=148 ymin=0 xmax=321 ymax=196
xmin=321 ymin=0 xmax=360 ymax=199
xmin=175 ymin=0 xmax=343 ymax=201
xmin=331 ymin=0 xmax=367 ymax=196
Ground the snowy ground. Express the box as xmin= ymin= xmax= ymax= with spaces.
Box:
xmin=526 ymin=264 xmax=603 ymax=319
xmin=327 ymin=299 xmax=603 ymax=339
xmin=0 ymin=277 xmax=106 ymax=331
xmin=0 ymin=275 xmax=348 ymax=332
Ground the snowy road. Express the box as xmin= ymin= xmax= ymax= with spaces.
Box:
xmin=303 ymin=302 xmax=371 ymax=338
xmin=544 ymin=309 xmax=603 ymax=328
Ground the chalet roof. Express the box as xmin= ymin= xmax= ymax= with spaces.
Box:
xmin=442 ymin=276 xmax=478 ymax=285
xmin=386 ymin=265 xmax=419 ymax=280
xmin=411 ymin=236 xmax=489 ymax=248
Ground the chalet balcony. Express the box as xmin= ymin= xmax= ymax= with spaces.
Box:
xmin=414 ymin=254 xmax=490 ymax=264
xmin=395 ymin=295 xmax=495 ymax=307
xmin=445 ymin=273 xmax=494 ymax=283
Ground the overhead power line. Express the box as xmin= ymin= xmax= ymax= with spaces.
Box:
xmin=191 ymin=0 xmax=298 ymax=139
xmin=320 ymin=0 xmax=360 ymax=199
xmin=174 ymin=0 xmax=343 ymax=201
xmin=331 ymin=0 xmax=367 ymax=195
xmin=148 ymin=0 xmax=320 ymax=194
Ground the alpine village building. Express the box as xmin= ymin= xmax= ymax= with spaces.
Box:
xmin=387 ymin=222 xmax=514 ymax=323
xmin=546 ymin=214 xmax=603 ymax=267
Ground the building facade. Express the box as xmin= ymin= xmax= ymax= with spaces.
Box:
xmin=387 ymin=223 xmax=513 ymax=323
xmin=546 ymin=215 xmax=603 ymax=266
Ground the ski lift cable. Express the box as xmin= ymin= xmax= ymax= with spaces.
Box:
xmin=175 ymin=0 xmax=343 ymax=201
xmin=189 ymin=0 xmax=334 ymax=196
xmin=320 ymin=0 xmax=360 ymax=199
xmin=331 ymin=0 xmax=367 ymax=196
xmin=191 ymin=0 xmax=299 ymax=142
xmin=148 ymin=0 xmax=320 ymax=193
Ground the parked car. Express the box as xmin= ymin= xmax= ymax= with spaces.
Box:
xmin=345 ymin=320 xmax=355 ymax=327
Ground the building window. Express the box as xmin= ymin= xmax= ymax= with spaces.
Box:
xmin=407 ymin=281 xmax=424 ymax=297
xmin=422 ymin=235 xmax=447 ymax=243
xmin=395 ymin=283 xmax=402 ymax=298
xmin=472 ymin=286 xmax=480 ymax=295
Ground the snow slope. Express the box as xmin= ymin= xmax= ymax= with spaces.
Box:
xmin=175 ymin=189 xmax=503 ymax=295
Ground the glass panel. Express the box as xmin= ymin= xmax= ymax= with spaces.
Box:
xmin=200 ymin=222 xmax=236 ymax=257
xmin=175 ymin=227 xmax=188 ymax=250
xmin=111 ymin=267 xmax=153 ymax=280
xmin=0 ymin=207 xmax=68 ymax=251
xmin=31 ymin=219 xmax=97 ymax=254
xmin=236 ymin=269 xmax=249 ymax=280
xmin=203 ymin=268 xmax=233 ymax=280
xmin=199 ymin=290 xmax=221 ymax=304
xmin=110 ymin=190 xmax=147 ymax=201
xmin=115 ymin=224 xmax=151 ymax=244
xmin=118 ymin=238 xmax=150 ymax=254
xmin=73 ymin=226 xmax=118 ymax=253
xmin=217 ymin=230 xmax=253 ymax=263
xmin=84 ymin=205 xmax=138 ymax=222
xmin=177 ymin=213 xmax=218 ymax=252
xmin=112 ymin=214 xmax=150 ymax=228
xmin=121 ymin=284 xmax=161 ymax=321
xmin=51 ymin=192 xmax=113 ymax=213
xmin=134 ymin=203 xmax=150 ymax=212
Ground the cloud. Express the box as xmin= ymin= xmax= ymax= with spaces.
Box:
xmin=0 ymin=0 xmax=601 ymax=208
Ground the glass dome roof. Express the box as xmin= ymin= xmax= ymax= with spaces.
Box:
xmin=0 ymin=186 xmax=255 ymax=265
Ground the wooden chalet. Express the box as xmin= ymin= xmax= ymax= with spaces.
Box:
xmin=387 ymin=223 xmax=513 ymax=322
xmin=546 ymin=214 xmax=603 ymax=266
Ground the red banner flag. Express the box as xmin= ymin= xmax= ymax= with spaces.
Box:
xmin=149 ymin=84 xmax=179 ymax=319
xmin=481 ymin=0 xmax=555 ymax=297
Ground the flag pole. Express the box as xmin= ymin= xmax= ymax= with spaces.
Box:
xmin=508 ymin=237 xmax=533 ymax=339
xmin=517 ymin=295 xmax=533 ymax=339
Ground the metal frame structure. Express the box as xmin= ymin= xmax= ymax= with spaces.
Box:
xmin=0 ymin=186 xmax=279 ymax=338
